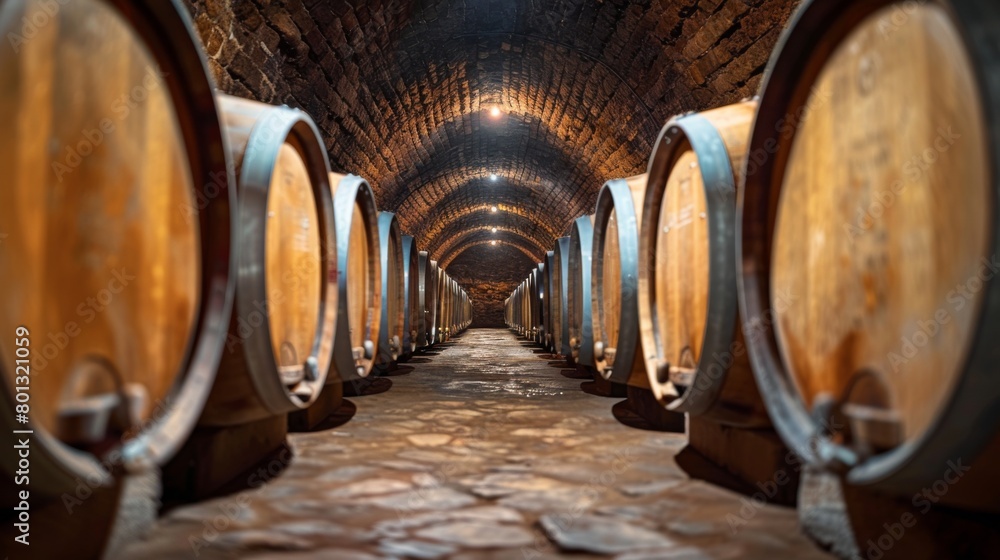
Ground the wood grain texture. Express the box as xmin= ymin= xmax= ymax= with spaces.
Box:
xmin=771 ymin=4 xmax=989 ymax=445
xmin=593 ymin=174 xmax=648 ymax=382
xmin=0 ymin=0 xmax=198 ymax=436
xmin=266 ymin=144 xmax=322 ymax=377
xmin=203 ymin=95 xmax=332 ymax=426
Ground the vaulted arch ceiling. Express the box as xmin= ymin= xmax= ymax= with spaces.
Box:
xmin=186 ymin=0 xmax=801 ymax=324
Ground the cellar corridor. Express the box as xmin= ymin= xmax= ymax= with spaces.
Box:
xmin=118 ymin=330 xmax=827 ymax=560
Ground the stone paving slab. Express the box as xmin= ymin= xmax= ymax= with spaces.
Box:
xmin=118 ymin=329 xmax=832 ymax=559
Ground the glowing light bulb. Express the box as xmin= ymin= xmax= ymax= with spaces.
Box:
xmin=491 ymin=227 xmax=497 ymax=233
xmin=490 ymin=106 xmax=501 ymax=117
xmin=491 ymin=206 xmax=498 ymax=213
xmin=490 ymin=174 xmax=498 ymax=181
xmin=490 ymin=240 xmax=497 ymax=246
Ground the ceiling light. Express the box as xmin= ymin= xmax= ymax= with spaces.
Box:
xmin=491 ymin=206 xmax=498 ymax=212
xmin=490 ymin=174 xmax=498 ymax=181
xmin=491 ymin=227 xmax=497 ymax=233
xmin=490 ymin=240 xmax=497 ymax=246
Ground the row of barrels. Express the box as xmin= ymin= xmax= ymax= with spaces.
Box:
xmin=508 ymin=0 xmax=1000 ymax=554
xmin=0 ymin=0 xmax=472 ymax=535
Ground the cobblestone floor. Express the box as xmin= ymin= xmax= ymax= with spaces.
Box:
xmin=119 ymin=329 xmax=832 ymax=560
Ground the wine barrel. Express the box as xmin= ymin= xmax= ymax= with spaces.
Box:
xmin=568 ymin=216 xmax=596 ymax=367
xmin=0 ymin=0 xmax=234 ymax=502
xmin=424 ymin=256 xmax=440 ymax=347
xmin=199 ymin=95 xmax=336 ymax=426
xmin=591 ymin=174 xmax=649 ymax=384
xmin=738 ymin=0 xmax=1000 ymax=511
xmin=458 ymin=288 xmax=470 ymax=331
xmin=551 ymin=237 xmax=572 ymax=359
xmin=637 ymin=101 xmax=769 ymax=427
xmin=514 ymin=282 xmax=525 ymax=335
xmin=330 ymin=173 xmax=382 ymax=381
xmin=525 ymin=269 xmax=536 ymax=340
xmin=542 ymin=251 xmax=555 ymax=351
xmin=417 ymin=252 xmax=435 ymax=348
xmin=436 ymin=269 xmax=451 ymax=342
xmin=401 ymin=235 xmax=420 ymax=356
xmin=448 ymin=276 xmax=462 ymax=339
xmin=377 ymin=212 xmax=404 ymax=366
xmin=532 ymin=264 xmax=545 ymax=344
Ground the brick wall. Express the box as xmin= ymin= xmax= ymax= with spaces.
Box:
xmin=181 ymin=0 xmax=801 ymax=327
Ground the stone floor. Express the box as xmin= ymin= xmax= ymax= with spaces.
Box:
xmin=118 ymin=329 xmax=833 ymax=560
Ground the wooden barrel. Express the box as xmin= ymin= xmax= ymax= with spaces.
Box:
xmin=527 ymin=273 xmax=535 ymax=339
xmin=531 ymin=265 xmax=544 ymax=344
xmin=330 ymin=173 xmax=382 ymax=381
xmin=199 ymin=95 xmax=336 ymax=427
xmin=426 ymin=257 xmax=440 ymax=347
xmin=458 ymin=288 xmax=470 ymax=331
xmin=517 ymin=280 xmax=526 ymax=336
xmin=448 ymin=277 xmax=459 ymax=337
xmin=739 ymin=0 xmax=1000 ymax=511
xmin=464 ymin=291 xmax=473 ymax=329
xmin=417 ymin=252 xmax=436 ymax=348
xmin=400 ymin=235 xmax=420 ymax=356
xmin=377 ymin=212 xmax=404 ymax=366
xmin=542 ymin=251 xmax=555 ymax=351
xmin=436 ymin=268 xmax=450 ymax=342
xmin=0 ymin=0 xmax=234 ymax=502
xmin=514 ymin=282 xmax=525 ymax=335
xmin=568 ymin=216 xmax=596 ymax=367
xmin=637 ymin=101 xmax=769 ymax=427
xmin=591 ymin=174 xmax=649 ymax=384
xmin=551 ymin=237 xmax=572 ymax=359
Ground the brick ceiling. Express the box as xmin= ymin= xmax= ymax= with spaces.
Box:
xmin=186 ymin=0 xmax=799 ymax=324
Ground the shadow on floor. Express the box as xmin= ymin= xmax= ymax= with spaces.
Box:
xmin=560 ymin=368 xmax=590 ymax=380
xmin=344 ymin=376 xmax=393 ymax=397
